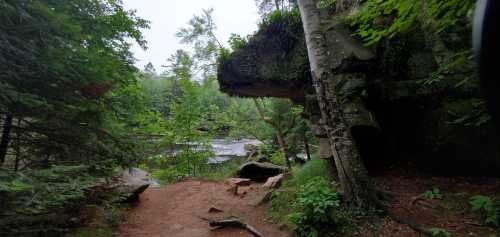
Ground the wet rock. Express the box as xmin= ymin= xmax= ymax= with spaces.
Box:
xmin=236 ymin=162 xmax=284 ymax=182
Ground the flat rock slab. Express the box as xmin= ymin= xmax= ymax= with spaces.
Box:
xmin=114 ymin=168 xmax=152 ymax=202
xmin=226 ymin=178 xmax=252 ymax=186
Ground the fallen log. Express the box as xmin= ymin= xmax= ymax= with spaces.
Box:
xmin=206 ymin=218 xmax=264 ymax=237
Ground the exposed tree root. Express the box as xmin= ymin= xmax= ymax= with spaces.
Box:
xmin=388 ymin=213 xmax=434 ymax=237
xmin=200 ymin=217 xmax=264 ymax=237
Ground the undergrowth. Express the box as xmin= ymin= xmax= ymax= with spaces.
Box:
xmin=269 ymin=158 xmax=369 ymax=236
xmin=470 ymin=195 xmax=500 ymax=227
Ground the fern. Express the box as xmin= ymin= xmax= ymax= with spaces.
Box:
xmin=349 ymin=0 xmax=475 ymax=46
xmin=470 ymin=195 xmax=500 ymax=227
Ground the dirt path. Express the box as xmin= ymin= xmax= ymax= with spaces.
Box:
xmin=119 ymin=179 xmax=289 ymax=237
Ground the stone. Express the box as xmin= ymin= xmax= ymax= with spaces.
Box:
xmin=113 ymin=168 xmax=152 ymax=202
xmin=208 ymin=206 xmax=224 ymax=213
xmin=262 ymin=174 xmax=284 ymax=189
xmin=236 ymin=162 xmax=284 ymax=182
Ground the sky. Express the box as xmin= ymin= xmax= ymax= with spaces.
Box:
xmin=122 ymin=0 xmax=260 ymax=72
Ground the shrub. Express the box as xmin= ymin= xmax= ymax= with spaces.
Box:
xmin=270 ymin=149 xmax=287 ymax=166
xmin=470 ymin=195 xmax=500 ymax=227
xmin=424 ymin=187 xmax=443 ymax=200
xmin=151 ymin=168 xmax=184 ymax=184
xmin=289 ymin=177 xmax=341 ymax=237
xmin=430 ymin=227 xmax=451 ymax=237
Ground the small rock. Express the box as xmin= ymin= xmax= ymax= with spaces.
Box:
xmin=227 ymin=185 xmax=238 ymax=195
xmin=208 ymin=206 xmax=224 ymax=213
xmin=237 ymin=186 xmax=251 ymax=197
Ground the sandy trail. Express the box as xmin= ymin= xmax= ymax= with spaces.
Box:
xmin=119 ymin=180 xmax=289 ymax=237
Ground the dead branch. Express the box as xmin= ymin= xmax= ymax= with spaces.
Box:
xmin=205 ymin=218 xmax=264 ymax=237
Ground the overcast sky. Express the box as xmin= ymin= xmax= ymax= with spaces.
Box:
xmin=122 ymin=0 xmax=260 ymax=72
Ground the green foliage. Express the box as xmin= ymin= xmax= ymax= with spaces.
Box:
xmin=289 ymin=177 xmax=341 ymax=237
xmin=270 ymin=149 xmax=287 ymax=166
xmin=151 ymin=168 xmax=185 ymax=184
xmin=470 ymin=195 xmax=500 ymax=227
xmin=349 ymin=0 xmax=475 ymax=46
xmin=417 ymin=50 xmax=474 ymax=87
xmin=0 ymin=166 xmax=98 ymax=235
xmin=424 ymin=187 xmax=443 ymax=200
xmin=291 ymin=157 xmax=336 ymax=187
xmin=228 ymin=34 xmax=248 ymax=52
xmin=262 ymin=7 xmax=301 ymax=28
xmin=430 ymin=227 xmax=452 ymax=237
xmin=316 ymin=0 xmax=336 ymax=9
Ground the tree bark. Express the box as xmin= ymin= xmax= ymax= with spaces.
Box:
xmin=0 ymin=114 xmax=13 ymax=165
xmin=296 ymin=0 xmax=379 ymax=209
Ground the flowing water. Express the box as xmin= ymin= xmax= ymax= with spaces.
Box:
xmin=207 ymin=138 xmax=262 ymax=164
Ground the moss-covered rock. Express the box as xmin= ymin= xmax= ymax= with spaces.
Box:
xmin=217 ymin=10 xmax=310 ymax=101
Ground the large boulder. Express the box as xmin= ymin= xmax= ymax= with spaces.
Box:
xmin=113 ymin=168 xmax=152 ymax=202
xmin=236 ymin=162 xmax=284 ymax=182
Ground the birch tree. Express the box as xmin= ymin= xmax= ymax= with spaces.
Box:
xmin=296 ymin=0 xmax=380 ymax=209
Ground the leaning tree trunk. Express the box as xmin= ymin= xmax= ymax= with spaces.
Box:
xmin=297 ymin=0 xmax=379 ymax=209
xmin=0 ymin=114 xmax=13 ymax=165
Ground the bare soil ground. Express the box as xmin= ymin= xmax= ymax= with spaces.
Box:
xmin=118 ymin=164 xmax=499 ymax=237
xmin=118 ymin=179 xmax=289 ymax=237
xmin=356 ymin=164 xmax=500 ymax=237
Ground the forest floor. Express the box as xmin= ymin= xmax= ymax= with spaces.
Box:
xmin=355 ymin=163 xmax=500 ymax=237
xmin=118 ymin=179 xmax=288 ymax=237
xmin=117 ymin=164 xmax=499 ymax=237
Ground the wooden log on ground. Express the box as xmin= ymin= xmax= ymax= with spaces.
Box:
xmin=207 ymin=218 xmax=264 ymax=237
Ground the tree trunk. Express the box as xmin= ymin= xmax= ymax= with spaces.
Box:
xmin=275 ymin=126 xmax=292 ymax=169
xmin=0 ymin=114 xmax=13 ymax=165
xmin=296 ymin=0 xmax=379 ymax=209
xmin=253 ymin=99 xmax=292 ymax=169
xmin=14 ymin=118 xmax=21 ymax=172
